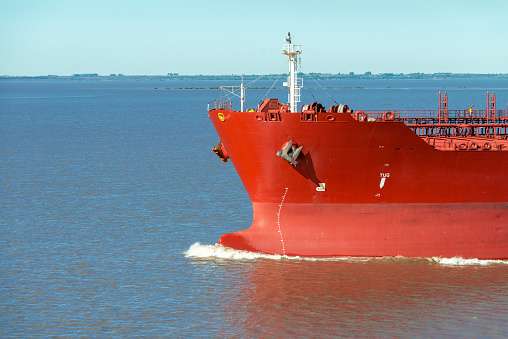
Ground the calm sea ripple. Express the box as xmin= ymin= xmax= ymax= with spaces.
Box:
xmin=1 ymin=79 xmax=507 ymax=337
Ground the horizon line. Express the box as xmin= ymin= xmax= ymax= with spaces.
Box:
xmin=2 ymin=72 xmax=508 ymax=78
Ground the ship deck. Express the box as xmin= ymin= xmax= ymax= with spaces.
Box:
xmin=211 ymin=96 xmax=508 ymax=151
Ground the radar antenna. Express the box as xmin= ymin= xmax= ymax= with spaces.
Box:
xmin=285 ymin=32 xmax=292 ymax=44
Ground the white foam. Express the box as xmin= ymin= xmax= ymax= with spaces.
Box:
xmin=186 ymin=243 xmax=372 ymax=262
xmin=185 ymin=243 xmax=508 ymax=265
xmin=430 ymin=256 xmax=508 ymax=266
xmin=184 ymin=242 xmax=285 ymax=260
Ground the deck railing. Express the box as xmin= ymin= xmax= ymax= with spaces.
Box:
xmin=208 ymin=100 xmax=232 ymax=111
xmin=362 ymin=109 xmax=508 ymax=122
xmin=362 ymin=109 xmax=508 ymax=138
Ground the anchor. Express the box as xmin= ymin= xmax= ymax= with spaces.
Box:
xmin=212 ymin=140 xmax=229 ymax=162
xmin=276 ymin=139 xmax=303 ymax=166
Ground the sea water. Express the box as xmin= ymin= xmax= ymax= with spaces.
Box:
xmin=1 ymin=79 xmax=507 ymax=337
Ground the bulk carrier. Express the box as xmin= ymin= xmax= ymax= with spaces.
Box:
xmin=207 ymin=34 xmax=508 ymax=259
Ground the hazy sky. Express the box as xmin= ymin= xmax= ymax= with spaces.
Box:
xmin=1 ymin=0 xmax=507 ymax=76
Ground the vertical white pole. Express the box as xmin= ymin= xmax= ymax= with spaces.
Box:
xmin=240 ymin=75 xmax=245 ymax=112
xmin=290 ymin=56 xmax=295 ymax=112
xmin=283 ymin=33 xmax=301 ymax=113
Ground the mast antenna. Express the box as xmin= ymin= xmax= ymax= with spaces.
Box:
xmin=282 ymin=32 xmax=302 ymax=112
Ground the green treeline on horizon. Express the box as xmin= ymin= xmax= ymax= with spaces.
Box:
xmin=2 ymin=72 xmax=508 ymax=81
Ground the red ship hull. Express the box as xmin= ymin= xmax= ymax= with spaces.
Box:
xmin=208 ymin=108 xmax=508 ymax=259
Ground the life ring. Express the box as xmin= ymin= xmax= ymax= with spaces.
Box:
xmin=483 ymin=142 xmax=491 ymax=150
xmin=356 ymin=110 xmax=367 ymax=121
xmin=469 ymin=143 xmax=477 ymax=150
xmin=384 ymin=111 xmax=395 ymax=121
xmin=218 ymin=112 xmax=225 ymax=121
xmin=459 ymin=143 xmax=468 ymax=150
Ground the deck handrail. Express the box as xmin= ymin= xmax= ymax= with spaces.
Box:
xmin=208 ymin=100 xmax=232 ymax=111
xmin=362 ymin=109 xmax=508 ymax=122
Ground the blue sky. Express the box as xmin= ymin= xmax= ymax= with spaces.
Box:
xmin=1 ymin=0 xmax=507 ymax=76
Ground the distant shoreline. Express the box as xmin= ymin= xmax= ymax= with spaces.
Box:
xmin=1 ymin=73 xmax=508 ymax=81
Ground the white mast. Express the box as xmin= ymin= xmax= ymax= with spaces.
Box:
xmin=240 ymin=75 xmax=245 ymax=112
xmin=282 ymin=32 xmax=302 ymax=113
